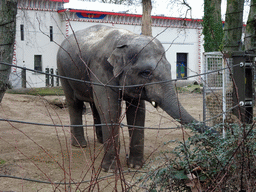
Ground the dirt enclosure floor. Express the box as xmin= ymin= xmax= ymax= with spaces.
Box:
xmin=0 ymin=92 xmax=203 ymax=191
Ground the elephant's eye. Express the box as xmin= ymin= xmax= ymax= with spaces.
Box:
xmin=139 ymin=70 xmax=152 ymax=78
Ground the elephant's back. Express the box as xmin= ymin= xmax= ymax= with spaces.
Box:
xmin=57 ymin=25 xmax=132 ymax=74
xmin=67 ymin=25 xmax=132 ymax=49
xmin=75 ymin=25 xmax=122 ymax=46
xmin=58 ymin=25 xmax=130 ymax=62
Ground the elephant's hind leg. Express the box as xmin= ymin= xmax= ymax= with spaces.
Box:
xmin=60 ymin=78 xmax=87 ymax=148
xmin=90 ymin=102 xmax=103 ymax=144
xmin=126 ymin=99 xmax=145 ymax=168
xmin=68 ymin=98 xmax=87 ymax=148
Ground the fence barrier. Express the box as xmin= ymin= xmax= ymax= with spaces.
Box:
xmin=0 ymin=61 xmax=241 ymax=88
xmin=0 ymin=118 xmax=181 ymax=130
xmin=0 ymin=54 xmax=255 ymax=188
xmin=0 ymin=170 xmax=147 ymax=185
xmin=1 ymin=60 xmax=255 ymax=130
xmin=45 ymin=68 xmax=59 ymax=87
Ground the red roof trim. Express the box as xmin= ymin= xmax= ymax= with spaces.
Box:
xmin=58 ymin=9 xmax=202 ymax=22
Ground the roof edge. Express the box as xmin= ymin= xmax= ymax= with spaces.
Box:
xmin=58 ymin=9 xmax=203 ymax=22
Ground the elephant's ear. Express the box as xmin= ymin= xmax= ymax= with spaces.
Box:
xmin=107 ymin=44 xmax=128 ymax=78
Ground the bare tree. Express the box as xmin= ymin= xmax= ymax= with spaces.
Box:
xmin=80 ymin=0 xmax=153 ymax=36
xmin=0 ymin=0 xmax=17 ymax=102
xmin=141 ymin=0 xmax=152 ymax=36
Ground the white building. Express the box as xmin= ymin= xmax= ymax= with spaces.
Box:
xmin=10 ymin=0 xmax=204 ymax=88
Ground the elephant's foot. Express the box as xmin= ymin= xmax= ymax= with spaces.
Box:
xmin=96 ymin=127 xmax=103 ymax=144
xmin=97 ymin=135 xmax=103 ymax=144
xmin=71 ymin=137 xmax=87 ymax=148
xmin=101 ymin=159 xmax=117 ymax=172
xmin=127 ymin=155 xmax=144 ymax=169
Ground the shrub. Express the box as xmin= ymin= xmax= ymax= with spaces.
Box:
xmin=137 ymin=123 xmax=256 ymax=191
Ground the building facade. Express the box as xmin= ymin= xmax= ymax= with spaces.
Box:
xmin=10 ymin=0 xmax=204 ymax=88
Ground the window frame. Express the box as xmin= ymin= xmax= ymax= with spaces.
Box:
xmin=34 ymin=55 xmax=42 ymax=72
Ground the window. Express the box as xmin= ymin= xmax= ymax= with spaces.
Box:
xmin=50 ymin=26 xmax=53 ymax=42
xmin=20 ymin=24 xmax=24 ymax=41
xmin=34 ymin=55 xmax=42 ymax=72
xmin=176 ymin=53 xmax=188 ymax=79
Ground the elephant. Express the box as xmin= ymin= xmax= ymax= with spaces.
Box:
xmin=57 ymin=25 xmax=206 ymax=172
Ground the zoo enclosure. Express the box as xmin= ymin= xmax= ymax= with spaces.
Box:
xmin=4 ymin=51 xmax=256 ymax=128
xmin=0 ymin=50 xmax=256 ymax=189
xmin=203 ymin=51 xmax=255 ymax=128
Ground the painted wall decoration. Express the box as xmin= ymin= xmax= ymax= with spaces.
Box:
xmin=76 ymin=12 xmax=106 ymax=19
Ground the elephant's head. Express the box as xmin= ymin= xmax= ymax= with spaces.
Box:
xmin=108 ymin=34 xmax=201 ymax=128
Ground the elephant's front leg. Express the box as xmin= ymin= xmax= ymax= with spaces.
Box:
xmin=68 ymin=99 xmax=87 ymax=147
xmin=90 ymin=102 xmax=103 ymax=144
xmin=93 ymin=89 xmax=121 ymax=172
xmin=126 ymin=99 xmax=145 ymax=168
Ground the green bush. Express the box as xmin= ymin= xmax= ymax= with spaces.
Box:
xmin=137 ymin=123 xmax=256 ymax=191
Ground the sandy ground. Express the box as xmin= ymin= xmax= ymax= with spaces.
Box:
xmin=0 ymin=92 xmax=203 ymax=191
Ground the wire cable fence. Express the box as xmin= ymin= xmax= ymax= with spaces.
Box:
xmin=1 ymin=57 xmax=252 ymax=188
xmin=0 ymin=61 xmax=241 ymax=88
xmin=1 ymin=54 xmax=255 ymax=191
xmin=0 ymin=61 xmax=243 ymax=129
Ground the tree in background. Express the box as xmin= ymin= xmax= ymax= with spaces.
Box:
xmin=202 ymin=0 xmax=223 ymax=52
xmin=222 ymin=0 xmax=245 ymax=52
xmin=141 ymin=0 xmax=152 ymax=36
xmin=0 ymin=0 xmax=17 ymax=102
xmin=244 ymin=0 xmax=256 ymax=51
xmin=81 ymin=0 xmax=153 ymax=36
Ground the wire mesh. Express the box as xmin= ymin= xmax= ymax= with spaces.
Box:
xmin=203 ymin=52 xmax=235 ymax=127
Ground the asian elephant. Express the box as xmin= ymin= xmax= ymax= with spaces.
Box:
xmin=57 ymin=25 xmax=206 ymax=172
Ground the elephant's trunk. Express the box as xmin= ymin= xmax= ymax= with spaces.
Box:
xmin=153 ymin=81 xmax=213 ymax=133
xmin=155 ymin=82 xmax=198 ymax=125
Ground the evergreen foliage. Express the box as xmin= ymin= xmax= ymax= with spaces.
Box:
xmin=202 ymin=0 xmax=223 ymax=52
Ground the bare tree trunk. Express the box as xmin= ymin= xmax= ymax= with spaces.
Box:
xmin=141 ymin=0 xmax=152 ymax=36
xmin=222 ymin=0 xmax=245 ymax=52
xmin=202 ymin=0 xmax=223 ymax=52
xmin=0 ymin=0 xmax=17 ymax=102
xmin=244 ymin=0 xmax=256 ymax=51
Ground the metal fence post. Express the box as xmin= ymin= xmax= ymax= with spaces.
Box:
xmin=45 ymin=68 xmax=49 ymax=87
xmin=232 ymin=51 xmax=254 ymax=124
xmin=50 ymin=68 xmax=54 ymax=87
xmin=56 ymin=69 xmax=59 ymax=86
xmin=22 ymin=68 xmax=26 ymax=88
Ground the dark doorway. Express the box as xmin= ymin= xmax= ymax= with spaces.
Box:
xmin=176 ymin=53 xmax=188 ymax=79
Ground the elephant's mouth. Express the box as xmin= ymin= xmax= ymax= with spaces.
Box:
xmin=151 ymin=101 xmax=158 ymax=108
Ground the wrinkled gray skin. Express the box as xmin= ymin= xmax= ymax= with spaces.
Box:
xmin=57 ymin=25 xmax=201 ymax=172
